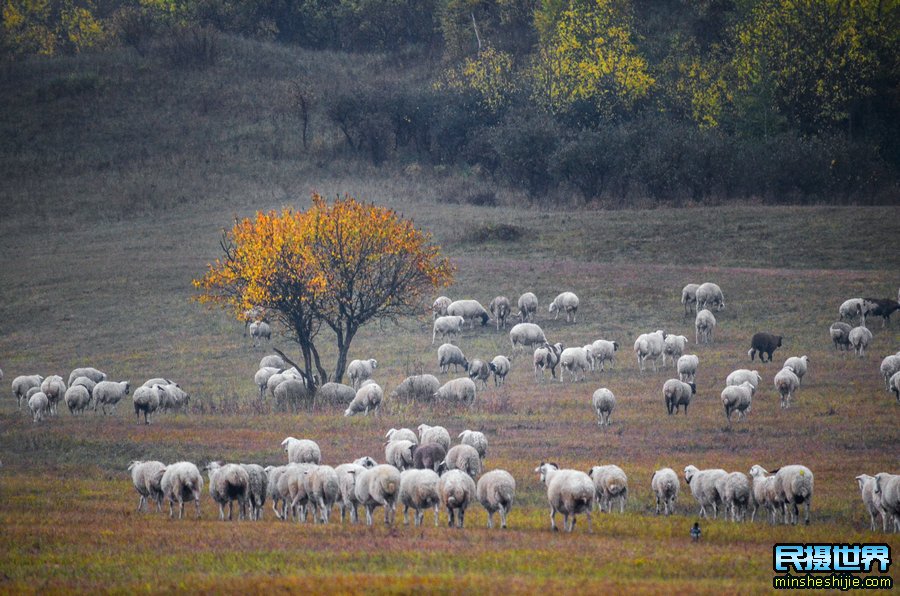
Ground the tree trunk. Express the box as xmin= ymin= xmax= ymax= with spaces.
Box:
xmin=332 ymin=325 xmax=357 ymax=384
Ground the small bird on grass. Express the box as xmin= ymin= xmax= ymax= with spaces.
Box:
xmin=690 ymin=522 xmax=701 ymax=542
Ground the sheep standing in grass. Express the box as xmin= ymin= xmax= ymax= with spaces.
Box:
xmin=774 ymin=465 xmax=814 ymax=525
xmin=681 ymin=284 xmax=699 ymax=316
xmin=259 ymin=354 xmax=285 ymax=369
xmin=265 ymin=465 xmax=291 ymax=520
xmin=447 ymin=299 xmax=490 ymax=328
xmin=560 ymin=346 xmax=594 ymax=382
xmin=432 ymin=315 xmax=465 ymax=346
xmin=683 ymin=465 xmax=727 ymax=519
xmin=385 ymin=428 xmax=418 ymax=444
xmin=12 ymin=374 xmax=43 ymax=408
xmin=477 ymin=470 xmax=515 ymax=529
xmin=158 ymin=383 xmax=190 ymax=413
xmin=317 ymin=382 xmax=356 ymax=405
xmin=856 ymin=474 xmax=885 ymax=531
xmin=249 ymin=321 xmax=271 ymax=347
xmin=384 ymin=440 xmax=416 ymax=471
xmin=840 ymin=298 xmax=865 ymax=322
xmin=344 ymin=381 xmax=383 ymax=416
xmin=390 ymin=375 xmax=440 ymax=402
xmin=696 ymin=283 xmax=725 ymax=312
xmin=489 ymin=296 xmax=511 ymax=330
xmin=549 ymin=292 xmax=580 ymax=323
xmin=830 ymin=322 xmax=852 ymax=351
xmin=663 ymin=379 xmax=696 ymax=415
xmin=64 ymin=384 xmax=92 ymax=415
xmin=355 ymin=464 xmax=401 ymax=526
xmin=890 ymin=371 xmax=900 ymax=403
xmin=413 ymin=443 xmax=447 ymax=472
xmin=40 ymin=375 xmax=66 ymax=415
xmin=70 ymin=376 xmax=97 ymax=397
xmin=663 ymin=335 xmax=689 ymax=367
xmin=722 ymin=381 xmax=754 ymax=422
xmin=254 ymin=367 xmax=279 ymax=399
xmin=677 ymin=354 xmax=699 ymax=383
xmin=634 ymin=330 xmax=667 ymax=373
xmin=437 ymin=343 xmax=468 ymax=374
xmin=67 ymin=367 xmax=106 ymax=386
xmin=439 ymin=469 xmax=477 ymax=528
xmin=432 ymin=296 xmax=452 ymax=319
xmin=726 ymin=369 xmax=762 ymax=390
xmin=433 ymin=377 xmax=476 ymax=406
xmin=517 ymin=292 xmax=538 ymax=322
xmin=418 ymin=424 xmax=451 ymax=451
xmin=282 ymin=437 xmax=322 ymax=464
xmin=241 ymin=464 xmax=267 ymax=520
xmin=774 ymin=367 xmax=800 ymax=409
xmin=535 ymin=462 xmax=594 ymax=532
xmin=161 ymin=462 xmax=203 ymax=519
xmin=206 ymin=462 xmax=251 ymax=521
xmin=304 ymin=465 xmax=340 ymax=523
xmin=849 ymin=325 xmax=873 ymax=357
xmin=443 ymin=444 xmax=482 ymax=478
xmin=533 ymin=342 xmax=564 ymax=381
xmin=399 ymin=469 xmax=441 ymax=527
xmin=509 ymin=323 xmax=548 ymax=355
xmin=129 ymin=460 xmax=166 ymax=512
xmin=695 ymin=310 xmax=716 ymax=345
xmin=716 ymin=472 xmax=752 ymax=522
xmin=132 ymin=385 xmax=162 ymax=424
xmin=861 ymin=298 xmax=900 ymax=327
xmin=748 ymin=465 xmax=783 ymax=524
xmin=489 ymin=356 xmax=510 ymax=386
xmin=334 ymin=461 xmax=371 ymax=523
xmin=651 ymin=468 xmax=679 ymax=515
xmin=880 ymin=355 xmax=900 ymax=391
xmin=588 ymin=465 xmax=628 ymax=513
xmin=347 ymin=359 xmax=377 ymax=389
xmin=92 ymin=381 xmax=130 ymax=414
xmin=783 ymin=356 xmax=810 ymax=385
xmin=589 ymin=340 xmax=618 ymax=371
xmin=274 ymin=378 xmax=309 ymax=411
xmin=591 ymin=388 xmax=615 ymax=426
xmin=458 ymin=430 xmax=488 ymax=460
xmin=467 ymin=359 xmax=490 ymax=389
xmin=874 ymin=473 xmax=900 ymax=532
xmin=749 ymin=332 xmax=783 ymax=362
xmin=28 ymin=392 xmax=49 ymax=422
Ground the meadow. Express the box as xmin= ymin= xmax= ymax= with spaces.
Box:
xmin=1 ymin=36 xmax=899 ymax=593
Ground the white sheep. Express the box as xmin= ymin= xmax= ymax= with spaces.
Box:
xmin=517 ymin=292 xmax=538 ymax=322
xmin=725 ymin=369 xmax=762 ymax=390
xmin=533 ymin=342 xmax=564 ymax=381
xmin=774 ymin=465 xmax=814 ymax=525
xmin=489 ymin=296 xmax=511 ymax=330
xmin=489 ymin=355 xmax=510 ymax=386
xmin=830 ymin=321 xmax=852 ymax=350
xmin=651 ymin=468 xmax=679 ymax=515
xmin=304 ymin=465 xmax=340 ymax=523
xmin=589 ymin=339 xmax=618 ymax=371
xmin=64 ymin=384 xmax=92 ymax=415
xmin=549 ymin=292 xmax=580 ymax=322
xmin=253 ymin=367 xmax=279 ymax=399
xmin=467 ymin=358 xmax=490 ymax=389
xmin=274 ymin=378 xmax=310 ymax=411
xmin=458 ymin=430 xmax=488 ymax=460
xmin=681 ymin=283 xmax=699 ymax=316
xmin=334 ymin=462 xmax=367 ymax=523
xmin=839 ymin=298 xmax=865 ymax=322
xmin=316 ymin=382 xmax=356 ymax=405
xmin=476 ymin=469 xmax=515 ymax=529
xmin=873 ymin=473 xmax=900 ymax=532
xmin=344 ymin=381 xmax=383 ymax=416
xmin=634 ymin=330 xmax=667 ymax=373
xmin=891 ymin=371 xmax=900 ymax=404
xmin=509 ymin=322 xmax=548 ymax=355
xmin=418 ymin=424 xmax=451 ymax=450
xmin=265 ymin=465 xmax=291 ymax=520
xmin=282 ymin=437 xmax=322 ymax=464
xmin=40 ymin=375 xmax=66 ymax=415
xmin=715 ymin=472 xmax=752 ymax=522
xmin=783 ymin=355 xmax=810 ymax=386
xmin=390 ymin=375 xmax=440 ymax=402
xmin=432 ymin=315 xmax=465 ymax=346
xmin=437 ymin=343 xmax=468 ymax=374
xmin=132 ymin=385 xmax=162 ymax=424
xmin=285 ymin=463 xmax=317 ymax=521
xmin=683 ymin=465 xmax=727 ymax=519
xmin=67 ymin=367 xmax=106 ymax=386
xmin=259 ymin=354 xmax=285 ymax=369
xmin=160 ymin=461 xmax=204 ymax=519
xmin=856 ymin=474 xmax=885 ymax=531
xmin=12 ymin=374 xmax=43 ymax=408
xmin=249 ymin=320 xmax=272 ymax=347
xmin=206 ymin=462 xmax=251 ymax=521
xmin=534 ymin=462 xmax=594 ymax=532
xmin=128 ymin=460 xmax=166 ymax=512
xmin=354 ymin=464 xmax=401 ymax=526
xmin=399 ymin=468 xmax=441 ymax=527
xmin=774 ymin=367 xmax=800 ymax=409
xmin=677 ymin=354 xmax=699 ymax=383
xmin=560 ymin=346 xmax=593 ymax=382
xmin=70 ymin=376 xmax=97 ymax=396
xmin=385 ymin=428 xmax=418 ymax=444
xmin=28 ymin=392 xmax=49 ymax=422
xmin=588 ymin=465 xmax=628 ymax=513
xmin=663 ymin=335 xmax=689 ymax=367
xmin=695 ymin=309 xmax=716 ymax=345
xmin=158 ymin=383 xmax=190 ymax=413
xmin=721 ymin=381 xmax=754 ymax=422
xmin=748 ymin=465 xmax=784 ymax=524
xmin=347 ymin=358 xmax=377 ymax=389
xmin=241 ymin=463 xmax=267 ymax=520
xmin=880 ymin=355 xmax=900 ymax=391
xmin=384 ymin=440 xmax=416 ymax=471
xmin=433 ymin=377 xmax=476 ymax=406
xmin=696 ymin=282 xmax=725 ymax=311
xmin=663 ymin=378 xmax=696 ymax=415
xmin=849 ymin=325 xmax=873 ymax=357
xmin=591 ymin=388 xmax=615 ymax=426
xmin=446 ymin=299 xmax=491 ymax=328
xmin=439 ymin=469 xmax=477 ymax=528
xmin=432 ymin=296 xmax=452 ymax=320
xmin=443 ymin=444 xmax=482 ymax=478
xmin=92 ymin=381 xmax=131 ymax=415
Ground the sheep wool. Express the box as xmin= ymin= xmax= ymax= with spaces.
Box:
xmin=399 ymin=469 xmax=441 ymax=527
xmin=651 ymin=468 xmax=679 ymax=516
xmin=476 ymin=469 xmax=515 ymax=529
xmin=535 ymin=462 xmax=594 ymax=533
xmin=439 ymin=469 xmax=477 ymax=528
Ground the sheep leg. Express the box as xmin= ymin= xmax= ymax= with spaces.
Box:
xmin=433 ymin=505 xmax=439 ymax=527
xmin=178 ymin=499 xmax=185 ymax=520
xmin=447 ymin=508 xmax=455 ymax=528
xmin=137 ymin=495 xmax=146 ymax=512
xmin=549 ymin=508 xmax=558 ymax=531
xmin=458 ymin=509 xmax=465 ymax=528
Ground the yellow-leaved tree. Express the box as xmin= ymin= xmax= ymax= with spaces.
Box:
xmin=194 ymin=195 xmax=454 ymax=389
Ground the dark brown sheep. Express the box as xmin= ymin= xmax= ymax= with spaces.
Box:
xmin=748 ymin=333 xmax=783 ymax=362
xmin=412 ymin=443 xmax=447 ymax=472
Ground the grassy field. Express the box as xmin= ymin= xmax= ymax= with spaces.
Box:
xmin=1 ymin=38 xmax=899 ymax=593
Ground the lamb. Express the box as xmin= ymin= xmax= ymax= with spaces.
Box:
xmin=783 ymin=356 xmax=810 ymax=385
xmin=548 ymin=292 xmax=580 ymax=322
xmin=681 ymin=283 xmax=699 ymax=316
xmin=439 ymin=469 xmax=477 ymax=528
xmin=830 ymin=321 xmax=852 ymax=350
xmin=432 ymin=296 xmax=452 ymax=319
xmin=748 ymin=466 xmax=784 ymax=524
xmin=715 ymin=471 xmax=752 ymax=522
xmin=696 ymin=282 xmax=725 ymax=311
xmin=128 ymin=460 xmax=166 ymax=512
xmin=160 ymin=461 xmax=203 ymax=519
xmin=588 ymin=465 xmax=628 ymax=513
xmin=12 ymin=374 xmax=43 ymax=408
xmin=259 ymin=354 xmax=285 ymax=369
xmin=412 ymin=442 xmax=447 ymax=472
xmin=385 ymin=428 xmax=418 ymax=444
xmin=489 ymin=355 xmax=510 ymax=386
xmin=433 ymin=377 xmax=476 ymax=406
xmin=418 ymin=424 xmax=451 ymax=450
xmin=591 ymin=388 xmax=615 ymax=426
xmin=443 ymin=444 xmax=482 ymax=478
xmin=663 ymin=335 xmax=689 ymax=367
xmin=489 ymin=296 xmax=511 ymax=330
xmin=663 ymin=379 xmax=696 ymax=415
xmin=873 ymin=473 xmax=900 ymax=532
xmin=683 ymin=465 xmax=727 ymax=519
xmin=589 ymin=339 xmax=618 ymax=371
xmin=390 ymin=375 xmax=440 ymax=402
xmin=303 ymin=465 xmax=340 ymax=523
xmin=509 ymin=323 xmax=548 ymax=354
xmin=849 ymin=325 xmax=873 ymax=357
xmin=132 ymin=385 xmax=162 ymax=424
xmin=839 ymin=298 xmax=865 ymax=322
xmin=651 ymin=468 xmax=679 ymax=515
xmin=880 ymin=355 xmax=900 ymax=391
xmin=559 ymin=346 xmax=594 ymax=382
xmin=748 ymin=332 xmax=783 ymax=362
xmin=354 ymin=464 xmax=402 ymax=526
xmin=516 ymin=292 xmax=538 ymax=322
xmin=92 ymin=381 xmax=131 ymax=414
xmin=534 ymin=462 xmax=594 ymax=532
xmin=533 ymin=342 xmax=564 ymax=381
xmin=399 ymin=468 xmax=441 ymax=527
xmin=726 ymin=369 xmax=762 ymax=390
xmin=40 ymin=375 xmax=66 ymax=415
xmin=344 ymin=381 xmax=383 ymax=416
xmin=274 ymin=378 xmax=310 ymax=411
xmin=861 ymin=298 xmax=900 ymax=327
xmin=384 ymin=440 xmax=416 ymax=471
xmin=316 ymin=382 xmax=356 ymax=405
xmin=240 ymin=463 xmax=268 ymax=520
xmin=890 ymin=371 xmax=900 ymax=404
xmin=773 ymin=465 xmax=814 ymax=525
xmin=721 ymin=381 xmax=754 ymax=422
xmin=467 ymin=359 xmax=490 ymax=389
xmin=458 ymin=430 xmax=488 ymax=460
xmin=206 ymin=461 xmax=251 ymax=521
xmin=437 ymin=343 xmax=468 ymax=374
xmin=677 ymin=354 xmax=699 ymax=383
xmin=347 ymin=358 xmax=377 ymax=389
xmin=64 ymin=384 xmax=92 ymax=415
xmin=695 ymin=309 xmax=716 ymax=345
xmin=476 ymin=470 xmax=515 ymax=529
xmin=446 ymin=299 xmax=490 ymax=328
xmin=774 ymin=367 xmax=800 ymax=409
xmin=634 ymin=330 xmax=667 ymax=373
xmin=856 ymin=474 xmax=885 ymax=531
xmin=67 ymin=367 xmax=106 ymax=386
xmin=249 ymin=320 xmax=271 ymax=346
xmin=28 ymin=392 xmax=49 ymax=422
xmin=432 ymin=315 xmax=465 ymax=346
xmin=282 ymin=437 xmax=322 ymax=464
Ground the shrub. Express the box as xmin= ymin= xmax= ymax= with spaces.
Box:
xmin=486 ymin=109 xmax=560 ymax=197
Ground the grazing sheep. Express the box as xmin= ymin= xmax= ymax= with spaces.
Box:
xmin=476 ymin=470 xmax=515 ymax=529
xmin=696 ymin=282 xmax=725 ymax=312
xmin=726 ymin=369 xmax=762 ymax=390
xmin=92 ymin=381 xmax=131 ymax=415
xmin=533 ymin=342 xmax=564 ymax=381
xmin=413 ymin=442 xmax=447 ymax=472
xmin=535 ymin=462 xmax=594 ymax=532
xmin=880 ymin=355 xmax=900 ymax=391
xmin=509 ymin=323 xmax=549 ymax=355
xmin=40 ymin=375 xmax=66 ymax=415
xmin=748 ymin=332 xmax=783 ymax=362
xmin=861 ymin=298 xmax=900 ymax=327
xmin=249 ymin=320 xmax=271 ymax=347
xmin=265 ymin=371 xmax=299 ymax=398
xmin=344 ymin=381 xmax=383 ymax=416
xmin=129 ymin=460 xmax=166 ymax=513
xmin=873 ymin=473 xmax=900 ymax=532
xmin=489 ymin=355 xmax=510 ymax=386
xmin=591 ymin=388 xmax=615 ymax=426
xmin=549 ymin=292 xmax=580 ymax=322
xmin=206 ymin=462 xmax=251 ymax=521
xmin=390 ymin=375 xmax=440 ymax=402
xmin=64 ymin=384 xmax=92 ymax=415
xmin=517 ymin=292 xmax=538 ymax=322
xmin=67 ymin=367 xmax=106 ymax=386
xmin=716 ymin=472 xmax=752 ymax=522
xmin=721 ymin=381 xmax=754 ymax=422
xmin=489 ymin=296 xmax=511 ymax=330
xmin=432 ymin=315 xmax=466 ymax=346
xmin=663 ymin=379 xmax=696 ymax=415
xmin=70 ymin=376 xmax=97 ymax=396
xmin=651 ymin=468 xmax=680 ymax=515
xmin=253 ymin=369 xmax=278 ymax=399
xmin=849 ymin=325 xmax=873 ymax=357
xmin=385 ymin=428 xmax=418 ymax=444
xmin=663 ymin=335 xmax=689 ymax=367
xmin=12 ymin=374 xmax=43 ymax=408
xmin=240 ymin=464 xmax=267 ymax=520
xmin=274 ymin=378 xmax=310 ymax=411
xmin=437 ymin=343 xmax=469 ymax=374
xmin=334 ymin=462 xmax=367 ymax=523
xmin=282 ymin=437 xmax=322 ymax=464
xmin=132 ymin=385 xmax=162 ymax=424
xmin=560 ymin=346 xmax=594 ymax=382
xmin=285 ymin=463 xmax=317 ymax=521
xmin=634 ymin=330 xmax=667 ymax=373
xmin=677 ymin=354 xmax=699 ymax=383
xmin=158 ymin=383 xmax=190 ymax=413
xmin=830 ymin=321 xmax=853 ymax=351
xmin=432 ymin=296 xmax=452 ymax=320
xmin=316 ymin=382 xmax=357 ymax=405
xmin=458 ymin=430 xmax=488 ymax=460
xmin=418 ymin=424 xmax=452 ymax=451
xmin=142 ymin=377 xmax=175 ymax=388
xmin=447 ymin=299 xmax=490 ymax=328
xmin=856 ymin=474 xmax=885 ymax=531
xmin=265 ymin=465 xmax=291 ymax=520
xmin=839 ymin=298 xmax=865 ymax=322
xmin=399 ymin=469 xmax=441 ymax=527
xmin=748 ymin=465 xmax=784 ymax=524
xmin=774 ymin=465 xmax=814 ymax=525
xmin=467 ymin=359 xmax=491 ymax=389
xmin=259 ymin=354 xmax=285 ymax=369
xmin=681 ymin=283 xmax=699 ymax=316
xmin=439 ymin=469 xmax=477 ymax=528
xmin=783 ymin=356 xmax=810 ymax=385
xmin=890 ymin=371 xmax=900 ymax=404
xmin=28 ymin=392 xmax=49 ymax=422
xmin=588 ymin=465 xmax=628 ymax=513
xmin=774 ymin=367 xmax=800 ymax=409
xmin=384 ymin=440 xmax=416 ymax=471
xmin=589 ymin=340 xmax=619 ymax=371
xmin=160 ymin=462 xmax=203 ymax=519
xmin=433 ymin=377 xmax=476 ymax=406
xmin=347 ymin=358 xmax=378 ymax=389
xmin=241 ymin=306 xmax=268 ymax=336
xmin=695 ymin=309 xmax=716 ymax=345
xmin=355 ymin=464 xmax=401 ymax=526
xmin=443 ymin=444 xmax=482 ymax=478
xmin=683 ymin=465 xmax=727 ymax=519
xmin=304 ymin=465 xmax=340 ymax=523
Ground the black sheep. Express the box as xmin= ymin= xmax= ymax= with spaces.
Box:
xmin=412 ymin=443 xmax=447 ymax=472
xmin=749 ymin=332 xmax=783 ymax=362
xmin=862 ymin=298 xmax=900 ymax=327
